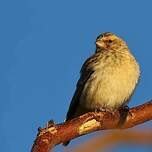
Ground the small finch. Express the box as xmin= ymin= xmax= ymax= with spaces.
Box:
xmin=63 ymin=32 xmax=140 ymax=145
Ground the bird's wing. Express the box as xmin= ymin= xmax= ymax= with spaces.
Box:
xmin=66 ymin=53 xmax=101 ymax=121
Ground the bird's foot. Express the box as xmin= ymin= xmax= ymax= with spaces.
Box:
xmin=118 ymin=105 xmax=131 ymax=127
xmin=119 ymin=105 xmax=132 ymax=116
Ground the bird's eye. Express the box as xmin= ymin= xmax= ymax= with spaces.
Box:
xmin=108 ymin=39 xmax=113 ymax=43
xmin=99 ymin=34 xmax=103 ymax=38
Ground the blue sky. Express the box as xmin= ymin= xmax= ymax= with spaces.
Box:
xmin=0 ymin=0 xmax=152 ymax=152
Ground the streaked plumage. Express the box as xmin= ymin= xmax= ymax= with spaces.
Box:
xmin=64 ymin=32 xmax=140 ymax=145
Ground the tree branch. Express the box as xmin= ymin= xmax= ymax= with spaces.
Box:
xmin=31 ymin=100 xmax=152 ymax=152
xmin=70 ymin=130 xmax=152 ymax=152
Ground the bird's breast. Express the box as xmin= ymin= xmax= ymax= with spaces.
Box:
xmin=79 ymin=53 xmax=140 ymax=111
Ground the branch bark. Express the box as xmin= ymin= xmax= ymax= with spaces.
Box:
xmin=31 ymin=100 xmax=152 ymax=152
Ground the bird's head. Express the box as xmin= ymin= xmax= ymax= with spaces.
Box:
xmin=96 ymin=32 xmax=127 ymax=51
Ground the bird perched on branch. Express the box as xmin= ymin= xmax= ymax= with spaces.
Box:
xmin=63 ymin=32 xmax=140 ymax=146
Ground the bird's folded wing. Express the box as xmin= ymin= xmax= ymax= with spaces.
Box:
xmin=65 ymin=53 xmax=100 ymax=121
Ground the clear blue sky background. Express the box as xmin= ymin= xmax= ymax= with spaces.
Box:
xmin=1 ymin=0 xmax=152 ymax=152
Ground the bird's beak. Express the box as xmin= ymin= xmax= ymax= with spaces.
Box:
xmin=96 ymin=40 xmax=105 ymax=48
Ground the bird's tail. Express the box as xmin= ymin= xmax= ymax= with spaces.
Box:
xmin=63 ymin=141 xmax=70 ymax=146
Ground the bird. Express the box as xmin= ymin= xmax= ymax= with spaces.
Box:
xmin=63 ymin=32 xmax=140 ymax=146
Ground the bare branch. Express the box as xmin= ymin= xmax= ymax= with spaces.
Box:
xmin=31 ymin=100 xmax=152 ymax=152
xmin=70 ymin=130 xmax=152 ymax=152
